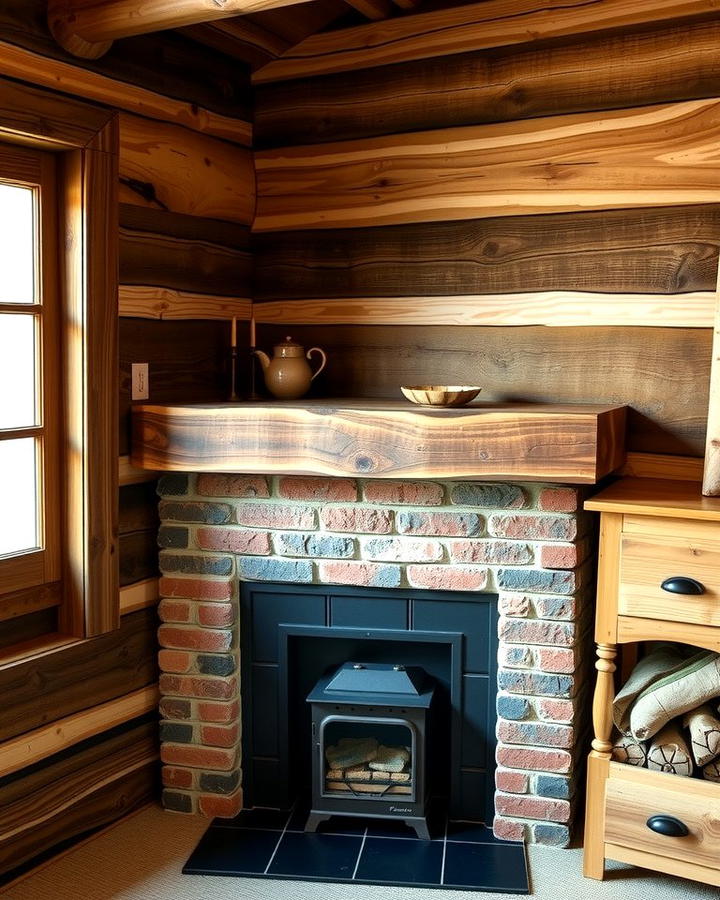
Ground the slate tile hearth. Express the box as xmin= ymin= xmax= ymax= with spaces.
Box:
xmin=183 ymin=807 xmax=529 ymax=893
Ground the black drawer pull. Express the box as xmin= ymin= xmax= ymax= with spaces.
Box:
xmin=660 ymin=576 xmax=705 ymax=595
xmin=646 ymin=815 xmax=690 ymax=838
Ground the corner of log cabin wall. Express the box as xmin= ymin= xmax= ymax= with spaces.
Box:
xmin=251 ymin=7 xmax=720 ymax=459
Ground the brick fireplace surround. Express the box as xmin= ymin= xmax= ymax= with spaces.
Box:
xmin=156 ymin=473 xmax=594 ymax=847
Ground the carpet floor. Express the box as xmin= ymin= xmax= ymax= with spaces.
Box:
xmin=1 ymin=805 xmax=718 ymax=900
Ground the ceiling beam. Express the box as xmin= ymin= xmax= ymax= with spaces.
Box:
xmin=343 ymin=0 xmax=394 ymax=18
xmin=47 ymin=0 xmax=321 ymax=58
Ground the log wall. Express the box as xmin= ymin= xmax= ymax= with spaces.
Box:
xmin=0 ymin=4 xmax=253 ymax=883
xmin=253 ymin=6 xmax=720 ymax=457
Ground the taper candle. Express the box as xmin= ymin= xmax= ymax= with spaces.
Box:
xmin=250 ymin=315 xmax=256 ymax=348
xmin=231 ymin=316 xmax=237 ymax=348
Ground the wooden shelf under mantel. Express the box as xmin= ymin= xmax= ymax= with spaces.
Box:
xmin=131 ymin=399 xmax=626 ymax=483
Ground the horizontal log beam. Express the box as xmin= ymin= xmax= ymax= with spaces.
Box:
xmin=344 ymin=0 xmax=394 ymax=18
xmin=119 ymin=578 xmax=160 ymax=615
xmin=0 ymin=38 xmax=250 ymax=145
xmin=0 ymin=686 xmax=159 ymax=779
xmin=254 ymin=0 xmax=720 ymax=83
xmin=119 ymin=285 xmax=252 ymax=320
xmin=48 ymin=0 xmax=320 ymax=59
xmin=252 ymin=292 xmax=718 ymax=328
xmin=254 ymin=98 xmax=720 ymax=230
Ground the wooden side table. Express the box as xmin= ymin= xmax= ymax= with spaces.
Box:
xmin=583 ymin=478 xmax=720 ymax=887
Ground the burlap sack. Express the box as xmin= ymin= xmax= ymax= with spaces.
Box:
xmin=647 ymin=721 xmax=693 ymax=776
xmin=613 ymin=644 xmax=720 ymax=740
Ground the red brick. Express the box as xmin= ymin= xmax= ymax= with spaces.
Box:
xmin=198 ymin=603 xmax=235 ymax=627
xmin=158 ymin=599 xmax=193 ymax=624
xmin=159 ymin=624 xmax=232 ymax=653
xmin=450 ymin=540 xmax=533 ymax=565
xmin=235 ymin=503 xmax=316 ymax=530
xmin=196 ymin=527 xmax=271 ymax=556
xmin=363 ymin=481 xmax=444 ymax=506
xmin=198 ymin=698 xmax=240 ymax=723
xmin=495 ymin=768 xmax=529 ymax=794
xmin=161 ymin=744 xmax=237 ymax=771
xmin=489 ymin=514 xmax=576 ymax=541
xmin=159 ymin=698 xmax=192 ymax=720
xmin=496 ymin=745 xmax=571 ymax=773
xmin=198 ymin=788 xmax=243 ymax=819
xmin=538 ymin=487 xmax=580 ymax=513
xmin=160 ymin=576 xmax=232 ymax=601
xmin=318 ymin=560 xmax=400 ymax=588
xmin=407 ymin=565 xmax=488 ymax=591
xmin=201 ymin=723 xmax=240 ymax=748
xmin=162 ymin=766 xmax=195 ymax=789
xmin=278 ymin=476 xmax=357 ymax=502
xmin=495 ymin=792 xmax=570 ymax=823
xmin=159 ymin=649 xmax=194 ymax=674
xmin=539 ymin=538 xmax=591 ymax=570
xmin=197 ymin=474 xmax=269 ymax=498
xmin=536 ymin=698 xmax=575 ymax=724
xmin=320 ymin=507 xmax=393 ymax=534
xmin=360 ymin=537 xmax=443 ymax=563
xmin=537 ymin=647 xmax=576 ymax=674
xmin=160 ymin=674 xmax=237 ymax=701
xmin=493 ymin=816 xmax=526 ymax=842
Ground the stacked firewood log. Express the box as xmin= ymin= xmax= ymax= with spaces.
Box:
xmin=325 ymin=737 xmax=412 ymax=794
xmin=611 ymin=643 xmax=720 ymax=779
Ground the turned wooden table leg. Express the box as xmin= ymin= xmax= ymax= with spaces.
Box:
xmin=583 ymin=642 xmax=617 ymax=880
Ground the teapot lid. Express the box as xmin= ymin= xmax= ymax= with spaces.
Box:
xmin=274 ymin=335 xmax=302 ymax=348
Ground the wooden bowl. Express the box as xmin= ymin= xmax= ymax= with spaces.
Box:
xmin=400 ymin=385 xmax=482 ymax=407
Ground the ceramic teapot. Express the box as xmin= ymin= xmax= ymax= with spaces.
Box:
xmin=254 ymin=336 xmax=327 ymax=400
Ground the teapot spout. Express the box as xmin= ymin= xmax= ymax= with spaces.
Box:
xmin=253 ymin=349 xmax=271 ymax=371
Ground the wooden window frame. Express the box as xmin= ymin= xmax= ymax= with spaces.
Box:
xmin=0 ymin=79 xmax=119 ymax=638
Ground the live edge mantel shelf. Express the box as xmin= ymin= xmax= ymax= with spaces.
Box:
xmin=130 ymin=400 xmax=626 ymax=483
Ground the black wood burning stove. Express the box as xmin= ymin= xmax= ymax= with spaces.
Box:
xmin=305 ymin=662 xmax=436 ymax=840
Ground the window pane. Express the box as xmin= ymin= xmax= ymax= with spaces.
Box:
xmin=0 ymin=437 xmax=38 ymax=555
xmin=0 ymin=314 xmax=36 ymax=428
xmin=0 ymin=183 xmax=35 ymax=303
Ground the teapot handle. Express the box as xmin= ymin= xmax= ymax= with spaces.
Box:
xmin=307 ymin=347 xmax=327 ymax=381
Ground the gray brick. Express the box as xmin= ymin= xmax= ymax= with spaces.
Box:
xmin=498 ymin=669 xmax=575 ymax=698
xmin=157 ymin=474 xmax=189 ymax=497
xmin=160 ymin=552 xmax=233 ymax=576
xmin=198 ymin=654 xmax=236 ymax=676
xmin=450 ymin=483 xmax=526 ymax=509
xmin=531 ymin=822 xmax=571 ymax=847
xmin=162 ymin=790 xmax=193 ymax=813
xmin=497 ymin=568 xmax=575 ymax=595
xmin=275 ymin=532 xmax=355 ymax=559
xmin=534 ymin=774 xmax=572 ymax=800
xmin=159 ymin=500 xmax=232 ymax=525
xmin=496 ymin=694 xmax=532 ymax=721
xmin=199 ymin=771 xmax=241 ymax=794
xmin=160 ymin=722 xmax=194 ymax=743
xmin=158 ymin=526 xmax=189 ymax=549
xmin=239 ymin=557 xmax=313 ymax=583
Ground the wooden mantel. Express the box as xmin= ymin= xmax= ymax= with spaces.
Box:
xmin=131 ymin=400 xmax=626 ymax=483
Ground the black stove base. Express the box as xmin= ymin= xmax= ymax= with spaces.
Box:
xmin=183 ymin=806 xmax=529 ymax=894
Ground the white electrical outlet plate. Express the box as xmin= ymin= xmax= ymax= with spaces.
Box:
xmin=131 ymin=363 xmax=149 ymax=401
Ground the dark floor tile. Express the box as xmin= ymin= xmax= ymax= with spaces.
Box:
xmin=183 ymin=827 xmax=280 ymax=876
xmin=287 ymin=807 xmax=367 ymax=835
xmin=443 ymin=841 xmax=529 ymax=893
xmin=268 ymin=832 xmax=362 ymax=880
xmin=213 ymin=807 xmax=290 ymax=831
xmin=355 ymin=837 xmax=444 ymax=886
xmin=447 ymin=820 xmax=503 ymax=844
xmin=366 ymin=817 xmax=442 ymax=840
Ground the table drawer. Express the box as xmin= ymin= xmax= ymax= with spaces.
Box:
xmin=605 ymin=763 xmax=720 ymax=871
xmin=619 ymin=533 xmax=720 ymax=627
